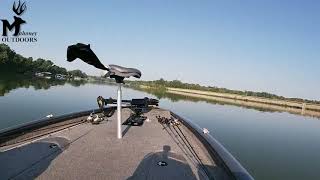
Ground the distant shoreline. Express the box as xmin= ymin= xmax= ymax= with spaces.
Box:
xmin=139 ymin=85 xmax=320 ymax=118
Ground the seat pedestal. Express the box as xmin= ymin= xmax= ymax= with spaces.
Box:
xmin=117 ymin=84 xmax=122 ymax=139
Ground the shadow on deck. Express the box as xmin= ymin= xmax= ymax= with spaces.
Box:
xmin=0 ymin=137 xmax=68 ymax=179
xmin=128 ymin=145 xmax=197 ymax=180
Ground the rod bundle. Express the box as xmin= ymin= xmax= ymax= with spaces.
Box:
xmin=157 ymin=116 xmax=212 ymax=179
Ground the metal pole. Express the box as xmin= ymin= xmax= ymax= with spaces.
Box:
xmin=117 ymin=84 xmax=122 ymax=139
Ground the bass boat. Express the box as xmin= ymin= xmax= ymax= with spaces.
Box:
xmin=0 ymin=43 xmax=253 ymax=180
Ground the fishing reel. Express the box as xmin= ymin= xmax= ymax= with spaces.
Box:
xmin=157 ymin=116 xmax=180 ymax=126
xmin=97 ymin=96 xmax=116 ymax=117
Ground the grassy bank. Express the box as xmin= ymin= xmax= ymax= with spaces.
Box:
xmin=167 ymin=87 xmax=320 ymax=112
xmin=136 ymin=85 xmax=320 ymax=118
xmin=129 ymin=79 xmax=320 ymax=105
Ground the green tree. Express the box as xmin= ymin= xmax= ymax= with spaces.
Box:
xmin=68 ymin=70 xmax=87 ymax=78
xmin=0 ymin=43 xmax=86 ymax=76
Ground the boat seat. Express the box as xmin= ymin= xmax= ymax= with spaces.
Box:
xmin=105 ymin=64 xmax=141 ymax=83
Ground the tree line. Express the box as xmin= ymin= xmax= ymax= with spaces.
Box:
xmin=0 ymin=43 xmax=87 ymax=78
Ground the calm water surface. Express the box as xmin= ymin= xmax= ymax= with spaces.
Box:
xmin=1 ymin=79 xmax=320 ymax=180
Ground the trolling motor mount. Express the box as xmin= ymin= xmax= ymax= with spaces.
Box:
xmin=125 ymin=97 xmax=159 ymax=126
xmin=97 ymin=96 xmax=159 ymax=126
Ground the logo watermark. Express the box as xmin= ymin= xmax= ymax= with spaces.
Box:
xmin=1 ymin=0 xmax=38 ymax=43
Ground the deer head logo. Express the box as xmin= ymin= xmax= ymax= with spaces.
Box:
xmin=1 ymin=0 xmax=27 ymax=36
xmin=13 ymin=0 xmax=27 ymax=16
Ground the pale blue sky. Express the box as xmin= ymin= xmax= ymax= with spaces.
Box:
xmin=1 ymin=0 xmax=319 ymax=100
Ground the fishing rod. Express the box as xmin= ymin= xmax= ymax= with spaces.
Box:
xmin=157 ymin=116 xmax=204 ymax=164
xmin=157 ymin=116 xmax=212 ymax=179
xmin=159 ymin=122 xmax=201 ymax=169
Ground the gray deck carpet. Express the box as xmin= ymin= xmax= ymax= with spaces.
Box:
xmin=0 ymin=108 xmax=229 ymax=180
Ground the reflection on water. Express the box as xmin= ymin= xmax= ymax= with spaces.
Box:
xmin=1 ymin=77 xmax=320 ymax=180
xmin=1 ymin=75 xmax=319 ymax=119
xmin=0 ymin=73 xmax=86 ymax=96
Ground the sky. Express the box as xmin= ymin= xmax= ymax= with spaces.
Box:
xmin=0 ymin=0 xmax=319 ymax=100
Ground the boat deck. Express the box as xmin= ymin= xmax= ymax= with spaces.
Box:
xmin=0 ymin=108 xmax=232 ymax=180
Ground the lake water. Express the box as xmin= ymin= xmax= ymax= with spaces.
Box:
xmin=1 ymin=78 xmax=320 ymax=180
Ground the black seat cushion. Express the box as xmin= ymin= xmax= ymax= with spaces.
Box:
xmin=107 ymin=64 xmax=141 ymax=79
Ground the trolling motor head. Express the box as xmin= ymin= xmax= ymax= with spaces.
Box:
xmin=66 ymin=43 xmax=141 ymax=83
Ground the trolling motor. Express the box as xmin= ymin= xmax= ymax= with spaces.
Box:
xmin=97 ymin=96 xmax=159 ymax=108
xmin=97 ymin=96 xmax=159 ymax=126
xmin=67 ymin=43 xmax=142 ymax=139
xmin=128 ymin=98 xmax=159 ymax=125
